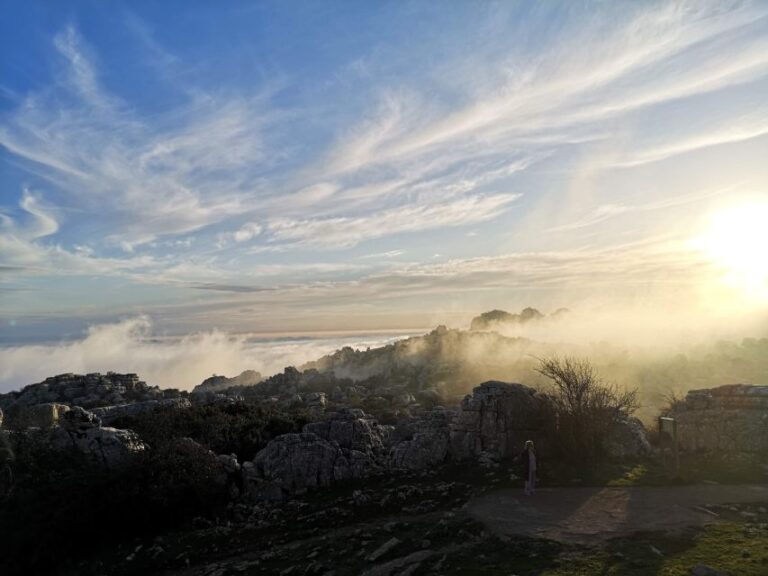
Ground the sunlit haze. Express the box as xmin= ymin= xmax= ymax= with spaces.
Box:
xmin=1 ymin=1 xmax=767 ymax=389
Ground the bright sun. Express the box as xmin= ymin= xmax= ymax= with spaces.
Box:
xmin=698 ymin=201 xmax=768 ymax=299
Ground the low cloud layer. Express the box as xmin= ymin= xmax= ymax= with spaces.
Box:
xmin=0 ymin=316 xmax=408 ymax=393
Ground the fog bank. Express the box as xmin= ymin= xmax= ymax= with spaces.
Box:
xmin=0 ymin=316 xmax=409 ymax=393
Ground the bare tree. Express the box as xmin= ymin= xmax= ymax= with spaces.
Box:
xmin=536 ymin=356 xmax=639 ymax=469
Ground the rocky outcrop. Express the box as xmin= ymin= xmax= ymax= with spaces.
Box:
xmin=91 ymin=397 xmax=192 ymax=424
xmin=390 ymin=407 xmax=454 ymax=470
xmin=51 ymin=406 xmax=147 ymax=468
xmin=192 ymin=370 xmax=263 ymax=395
xmin=4 ymin=402 xmax=71 ymax=429
xmin=449 ymin=381 xmax=545 ymax=461
xmin=0 ymin=372 xmax=182 ymax=411
xmin=245 ymin=433 xmax=370 ymax=499
xmin=304 ymin=409 xmax=390 ymax=456
xmin=245 ymin=409 xmax=393 ymax=498
xmin=669 ymin=384 xmax=768 ymax=452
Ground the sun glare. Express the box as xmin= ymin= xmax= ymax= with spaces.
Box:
xmin=698 ymin=201 xmax=768 ymax=299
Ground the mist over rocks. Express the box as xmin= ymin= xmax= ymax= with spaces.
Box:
xmin=469 ymin=307 xmax=569 ymax=332
xmin=669 ymin=384 xmax=768 ymax=452
xmin=241 ymin=379 xmax=654 ymax=497
xmin=192 ymin=370 xmax=263 ymax=395
xmin=0 ymin=372 xmax=181 ymax=412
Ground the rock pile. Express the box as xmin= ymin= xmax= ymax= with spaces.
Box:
xmin=670 ymin=384 xmax=768 ymax=452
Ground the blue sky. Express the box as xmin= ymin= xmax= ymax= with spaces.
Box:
xmin=1 ymin=0 xmax=768 ymax=344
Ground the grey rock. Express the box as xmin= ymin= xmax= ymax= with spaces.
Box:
xmin=390 ymin=408 xmax=453 ymax=470
xmin=5 ymin=402 xmax=71 ymax=429
xmin=606 ymin=417 xmax=652 ymax=460
xmin=361 ymin=550 xmax=433 ymax=576
xmin=449 ymin=381 xmax=545 ymax=461
xmin=671 ymin=384 xmax=768 ymax=453
xmin=366 ymin=537 xmax=401 ymax=562
xmin=192 ymin=370 xmax=263 ymax=395
xmin=91 ymin=397 xmax=192 ymax=424
xmin=52 ymin=422 xmax=146 ymax=468
xmin=249 ymin=433 xmax=359 ymax=497
xmin=303 ymin=409 xmax=388 ymax=456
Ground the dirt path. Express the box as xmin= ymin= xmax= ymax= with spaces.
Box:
xmin=466 ymin=484 xmax=768 ymax=544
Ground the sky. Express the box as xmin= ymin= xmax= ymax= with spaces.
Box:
xmin=1 ymin=0 xmax=768 ymax=349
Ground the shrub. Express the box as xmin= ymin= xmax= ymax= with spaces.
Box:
xmin=536 ymin=356 xmax=639 ymax=474
xmin=111 ymin=402 xmax=309 ymax=460
xmin=0 ymin=431 xmax=229 ymax=576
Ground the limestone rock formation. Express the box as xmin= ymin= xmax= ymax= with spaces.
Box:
xmin=390 ymin=407 xmax=454 ymax=470
xmin=449 ymin=381 xmax=545 ymax=461
xmin=669 ymin=384 xmax=768 ymax=452
xmin=51 ymin=406 xmax=147 ymax=468
xmin=0 ymin=372 xmax=180 ymax=412
xmin=91 ymin=397 xmax=192 ymax=424
xmin=247 ymin=432 xmax=366 ymax=498
xmin=192 ymin=370 xmax=263 ymax=395
xmin=4 ymin=402 xmax=71 ymax=429
xmin=304 ymin=409 xmax=390 ymax=456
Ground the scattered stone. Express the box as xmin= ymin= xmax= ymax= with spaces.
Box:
xmin=367 ymin=537 xmax=401 ymax=562
xmin=690 ymin=565 xmax=728 ymax=576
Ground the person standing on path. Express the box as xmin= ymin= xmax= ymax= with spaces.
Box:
xmin=521 ymin=440 xmax=537 ymax=496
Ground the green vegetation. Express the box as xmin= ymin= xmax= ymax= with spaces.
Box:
xmin=111 ymin=402 xmax=309 ymax=460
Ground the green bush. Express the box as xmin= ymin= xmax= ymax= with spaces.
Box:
xmin=111 ymin=402 xmax=309 ymax=460
xmin=536 ymin=356 xmax=639 ymax=477
xmin=0 ymin=431 xmax=229 ymax=576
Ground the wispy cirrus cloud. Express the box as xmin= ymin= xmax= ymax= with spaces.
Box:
xmin=1 ymin=1 xmax=768 ymax=342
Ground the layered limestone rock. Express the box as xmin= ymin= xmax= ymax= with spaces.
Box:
xmin=390 ymin=407 xmax=454 ymax=470
xmin=192 ymin=370 xmax=263 ymax=395
xmin=449 ymin=381 xmax=546 ymax=461
xmin=91 ymin=397 xmax=192 ymax=424
xmin=303 ymin=409 xmax=390 ymax=456
xmin=4 ymin=402 xmax=71 ymax=429
xmin=246 ymin=409 xmax=391 ymax=498
xmin=0 ymin=372 xmax=179 ymax=412
xmin=50 ymin=406 xmax=147 ymax=468
xmin=670 ymin=384 xmax=768 ymax=452
xmin=246 ymin=432 xmax=369 ymax=499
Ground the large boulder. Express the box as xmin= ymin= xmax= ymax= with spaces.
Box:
xmin=0 ymin=372 xmax=174 ymax=411
xmin=606 ymin=417 xmax=651 ymax=460
xmin=303 ymin=409 xmax=390 ymax=456
xmin=51 ymin=406 xmax=146 ymax=468
xmin=4 ymin=402 xmax=71 ymax=429
xmin=449 ymin=381 xmax=546 ymax=461
xmin=247 ymin=432 xmax=367 ymax=498
xmin=390 ymin=407 xmax=454 ymax=470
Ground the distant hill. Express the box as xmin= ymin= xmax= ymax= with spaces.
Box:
xmin=470 ymin=307 xmax=569 ymax=331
